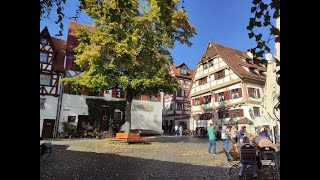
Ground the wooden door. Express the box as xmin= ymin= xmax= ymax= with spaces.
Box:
xmin=42 ymin=119 xmax=55 ymax=138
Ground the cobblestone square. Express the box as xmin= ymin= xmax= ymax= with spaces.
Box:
xmin=40 ymin=136 xmax=277 ymax=180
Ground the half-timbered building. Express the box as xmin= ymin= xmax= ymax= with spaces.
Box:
xmin=188 ymin=41 xmax=268 ymax=134
xmin=40 ymin=27 xmax=66 ymax=138
xmin=163 ymin=63 xmax=194 ymax=131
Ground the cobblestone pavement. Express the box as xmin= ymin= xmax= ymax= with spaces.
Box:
xmin=40 ymin=136 xmax=278 ymax=180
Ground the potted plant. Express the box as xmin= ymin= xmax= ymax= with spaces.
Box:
xmin=62 ymin=122 xmax=76 ymax=138
xmin=94 ymin=127 xmax=101 ymax=139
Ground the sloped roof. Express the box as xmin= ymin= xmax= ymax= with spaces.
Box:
xmin=66 ymin=20 xmax=93 ymax=54
xmin=200 ymin=41 xmax=266 ymax=82
xmin=40 ymin=27 xmax=66 ymax=72
xmin=51 ymin=37 xmax=66 ymax=72
xmin=170 ymin=63 xmax=195 ymax=79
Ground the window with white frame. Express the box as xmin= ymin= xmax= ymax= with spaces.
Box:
xmin=176 ymin=103 xmax=183 ymax=110
xmin=40 ymin=74 xmax=51 ymax=86
xmin=204 ymin=113 xmax=211 ymax=120
xmin=218 ymin=92 xmax=224 ymax=102
xmin=253 ymin=107 xmax=260 ymax=116
xmin=216 ymin=70 xmax=225 ymax=79
xmin=177 ymin=88 xmax=183 ymax=97
xmin=68 ymin=116 xmax=76 ymax=122
xmin=203 ymin=95 xmax=211 ymax=104
xmin=209 ymin=60 xmax=214 ymax=67
xmin=180 ymin=68 xmax=187 ymax=75
xmin=40 ymin=98 xmax=46 ymax=110
xmin=231 ymin=89 xmax=239 ymax=99
xmin=231 ymin=109 xmax=241 ymax=117
xmin=194 ymin=97 xmax=200 ymax=105
xmin=223 ymin=110 xmax=229 ymax=118
xmin=40 ymin=52 xmax=48 ymax=62
xmin=203 ymin=63 xmax=208 ymax=69
xmin=248 ymin=88 xmax=258 ymax=98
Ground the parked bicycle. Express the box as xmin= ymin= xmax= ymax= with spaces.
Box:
xmin=40 ymin=137 xmax=52 ymax=162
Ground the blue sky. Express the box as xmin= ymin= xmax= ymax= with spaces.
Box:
xmin=40 ymin=0 xmax=275 ymax=70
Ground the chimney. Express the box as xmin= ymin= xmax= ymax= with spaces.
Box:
xmin=265 ymin=52 xmax=273 ymax=63
xmin=247 ymin=51 xmax=253 ymax=59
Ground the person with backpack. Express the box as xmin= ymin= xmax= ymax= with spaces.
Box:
xmin=221 ymin=126 xmax=230 ymax=151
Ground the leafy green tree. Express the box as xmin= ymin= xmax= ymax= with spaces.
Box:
xmin=247 ymin=0 xmax=280 ymax=59
xmin=61 ymin=0 xmax=197 ymax=133
xmin=247 ymin=0 xmax=280 ymax=114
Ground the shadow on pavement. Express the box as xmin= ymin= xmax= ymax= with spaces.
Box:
xmin=40 ymin=144 xmax=239 ymax=180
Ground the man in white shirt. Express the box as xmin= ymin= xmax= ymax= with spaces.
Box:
xmin=175 ymin=125 xmax=178 ymax=136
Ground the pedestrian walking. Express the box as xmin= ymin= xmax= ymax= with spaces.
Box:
xmin=179 ymin=125 xmax=183 ymax=136
xmin=239 ymin=126 xmax=247 ymax=144
xmin=221 ymin=126 xmax=230 ymax=151
xmin=207 ymin=123 xmax=217 ymax=155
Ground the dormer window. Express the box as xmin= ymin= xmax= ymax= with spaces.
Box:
xmin=249 ymin=68 xmax=258 ymax=75
xmin=203 ymin=63 xmax=208 ymax=70
xmin=180 ymin=68 xmax=187 ymax=75
xmin=259 ymin=71 xmax=266 ymax=76
xmin=209 ymin=60 xmax=214 ymax=67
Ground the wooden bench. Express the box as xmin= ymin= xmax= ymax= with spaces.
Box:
xmin=108 ymin=133 xmax=146 ymax=143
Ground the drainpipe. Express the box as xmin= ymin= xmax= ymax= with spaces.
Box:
xmin=53 ymin=72 xmax=64 ymax=138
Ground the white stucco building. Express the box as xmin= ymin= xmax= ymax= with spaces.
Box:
xmin=54 ymin=21 xmax=164 ymax=136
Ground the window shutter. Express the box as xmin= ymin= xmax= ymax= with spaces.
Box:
xmin=222 ymin=69 xmax=225 ymax=77
xmin=248 ymin=88 xmax=252 ymax=97
xmin=205 ymin=76 xmax=207 ymax=83
xmin=257 ymin=89 xmax=261 ymax=98
xmin=200 ymin=96 xmax=204 ymax=105
xmin=200 ymin=114 xmax=204 ymax=120
xmin=210 ymin=113 xmax=213 ymax=119
xmin=208 ymin=95 xmax=211 ymax=103
xmin=238 ymin=88 xmax=242 ymax=97
xmin=112 ymin=89 xmax=117 ymax=97
xmin=239 ymin=109 xmax=244 ymax=117
xmin=99 ymin=90 xmax=104 ymax=97
xmin=214 ymin=94 xmax=218 ymax=102
xmin=214 ymin=73 xmax=217 ymax=80
xmin=224 ymin=90 xmax=231 ymax=100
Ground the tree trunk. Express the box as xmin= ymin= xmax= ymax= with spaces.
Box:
xmin=124 ymin=90 xmax=133 ymax=134
xmin=124 ymin=99 xmax=132 ymax=134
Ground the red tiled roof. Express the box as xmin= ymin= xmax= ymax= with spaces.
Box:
xmin=51 ymin=37 xmax=67 ymax=72
xmin=66 ymin=20 xmax=93 ymax=54
xmin=199 ymin=41 xmax=266 ymax=82
xmin=170 ymin=63 xmax=195 ymax=79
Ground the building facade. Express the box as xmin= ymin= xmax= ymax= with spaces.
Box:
xmin=188 ymin=42 xmax=268 ymax=134
xmin=163 ymin=63 xmax=194 ymax=131
xmin=40 ymin=27 xmax=66 ymax=138
xmin=53 ymin=21 xmax=163 ymax=135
